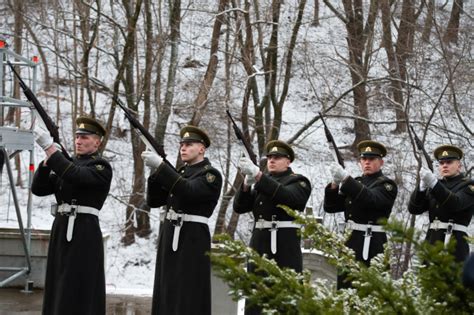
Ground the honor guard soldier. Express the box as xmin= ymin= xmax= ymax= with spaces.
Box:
xmin=324 ymin=140 xmax=398 ymax=289
xmin=32 ymin=116 xmax=112 ymax=315
xmin=234 ymin=140 xmax=311 ymax=315
xmin=408 ymin=145 xmax=474 ymax=262
xmin=463 ymin=254 xmax=474 ymax=290
xmin=141 ymin=125 xmax=222 ymax=315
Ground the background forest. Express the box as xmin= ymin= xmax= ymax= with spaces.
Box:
xmin=0 ymin=0 xmax=472 ymax=290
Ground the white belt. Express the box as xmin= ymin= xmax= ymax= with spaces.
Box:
xmin=346 ymin=220 xmax=384 ymax=261
xmin=429 ymin=220 xmax=469 ymax=247
xmin=165 ymin=209 xmax=209 ymax=251
xmin=254 ymin=219 xmax=302 ymax=255
xmin=57 ymin=203 xmax=100 ymax=242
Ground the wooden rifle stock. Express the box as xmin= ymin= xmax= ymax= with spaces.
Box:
xmin=319 ymin=112 xmax=344 ymax=168
xmin=7 ymin=61 xmax=71 ymax=160
xmin=226 ymin=110 xmax=258 ymax=165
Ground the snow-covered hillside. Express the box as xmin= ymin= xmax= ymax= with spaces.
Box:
xmin=0 ymin=0 xmax=472 ymax=291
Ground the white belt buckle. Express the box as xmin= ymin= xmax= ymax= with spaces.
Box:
xmin=337 ymin=222 xmax=346 ymax=234
xmin=255 ymin=217 xmax=265 ymax=229
xmin=431 ymin=219 xmax=441 ymax=230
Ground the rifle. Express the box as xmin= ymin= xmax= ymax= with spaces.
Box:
xmin=113 ymin=96 xmax=176 ymax=171
xmin=226 ymin=110 xmax=258 ymax=165
xmin=7 ymin=61 xmax=71 ymax=160
xmin=88 ymin=76 xmax=175 ymax=170
xmin=319 ymin=112 xmax=344 ymax=168
xmin=409 ymin=125 xmax=434 ymax=172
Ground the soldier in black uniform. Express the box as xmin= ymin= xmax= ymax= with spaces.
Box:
xmin=141 ymin=125 xmax=222 ymax=315
xmin=324 ymin=140 xmax=398 ymax=289
xmin=234 ymin=140 xmax=311 ymax=315
xmin=463 ymin=254 xmax=474 ymax=289
xmin=408 ymin=144 xmax=473 ymax=262
xmin=32 ymin=117 xmax=112 ymax=315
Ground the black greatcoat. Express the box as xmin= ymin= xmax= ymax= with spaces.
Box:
xmin=324 ymin=170 xmax=397 ymax=288
xmin=31 ymin=151 xmax=112 ymax=315
xmin=146 ymin=158 xmax=222 ymax=315
xmin=234 ymin=168 xmax=311 ymax=271
xmin=408 ymin=173 xmax=474 ymax=262
xmin=233 ymin=168 xmax=311 ymax=315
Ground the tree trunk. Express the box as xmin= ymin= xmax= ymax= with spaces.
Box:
xmin=340 ymin=0 xmax=376 ymax=152
xmin=214 ymin=172 xmax=243 ymax=237
xmin=188 ymin=0 xmax=229 ymax=126
xmin=135 ymin=0 xmax=154 ymax=238
xmin=421 ymin=0 xmax=435 ymax=43
xmin=443 ymin=0 xmax=463 ymax=44
xmin=312 ymin=0 xmax=320 ymax=26
xmin=380 ymin=0 xmax=405 ymax=134
xmin=13 ymin=0 xmax=24 ymax=187
xmin=155 ymin=0 xmax=180 ymax=144
xmin=113 ymin=0 xmax=144 ymax=246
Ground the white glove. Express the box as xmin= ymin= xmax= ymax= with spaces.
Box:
xmin=330 ymin=163 xmax=348 ymax=185
xmin=244 ymin=175 xmax=256 ymax=187
xmin=419 ymin=178 xmax=427 ymax=192
xmin=238 ymin=155 xmax=260 ymax=178
xmin=34 ymin=130 xmax=54 ymax=151
xmin=141 ymin=150 xmax=163 ymax=168
xmin=420 ymin=167 xmax=437 ymax=189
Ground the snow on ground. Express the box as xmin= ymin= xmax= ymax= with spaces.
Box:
xmin=1 ymin=0 xmax=473 ymax=294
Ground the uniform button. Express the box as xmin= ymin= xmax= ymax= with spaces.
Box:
xmin=348 ymin=214 xmax=352 ymax=217
xmin=348 ymin=201 xmax=352 ymax=204
xmin=170 ymin=194 xmax=173 ymax=197
xmin=181 ymin=170 xmax=184 ymax=174
xmin=259 ymin=202 xmax=263 ymax=205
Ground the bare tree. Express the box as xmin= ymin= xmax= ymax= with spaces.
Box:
xmin=323 ymin=0 xmax=378 ymax=153
xmin=380 ymin=0 xmax=406 ymax=134
xmin=443 ymin=0 xmax=463 ymax=44
xmin=155 ymin=0 xmax=180 ymax=144
xmin=8 ymin=0 xmax=24 ymax=186
xmin=223 ymin=0 xmax=308 ymax=238
xmin=312 ymin=0 xmax=320 ymax=26
xmin=73 ymin=0 xmax=100 ymax=116
xmin=188 ymin=0 xmax=230 ymax=127
xmin=421 ymin=0 xmax=435 ymax=42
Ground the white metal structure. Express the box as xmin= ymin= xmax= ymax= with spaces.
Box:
xmin=0 ymin=36 xmax=38 ymax=291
